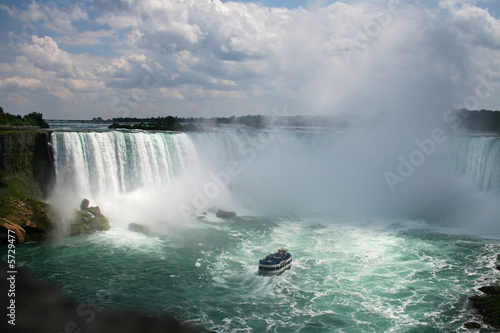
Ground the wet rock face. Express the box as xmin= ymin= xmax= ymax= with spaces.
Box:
xmin=0 ymin=130 xmax=54 ymax=244
xmin=70 ymin=199 xmax=110 ymax=236
xmin=0 ymin=131 xmax=53 ymax=196
xmin=0 ymin=131 xmax=36 ymax=174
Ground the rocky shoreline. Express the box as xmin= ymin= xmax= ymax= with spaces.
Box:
xmin=465 ymin=254 xmax=500 ymax=330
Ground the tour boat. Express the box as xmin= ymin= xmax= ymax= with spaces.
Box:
xmin=258 ymin=247 xmax=292 ymax=276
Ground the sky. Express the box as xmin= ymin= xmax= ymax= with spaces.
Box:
xmin=0 ymin=0 xmax=499 ymax=119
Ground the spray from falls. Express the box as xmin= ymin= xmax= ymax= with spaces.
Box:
xmin=50 ymin=130 xmax=245 ymax=232
xmin=447 ymin=136 xmax=500 ymax=191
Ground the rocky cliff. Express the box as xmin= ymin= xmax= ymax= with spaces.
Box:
xmin=0 ymin=129 xmax=53 ymax=196
xmin=0 ymin=129 xmax=54 ymax=243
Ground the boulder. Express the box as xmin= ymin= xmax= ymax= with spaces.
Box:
xmin=80 ymin=198 xmax=89 ymax=210
xmin=478 ymin=286 xmax=500 ymax=295
xmin=128 ymin=223 xmax=151 ymax=235
xmin=87 ymin=205 xmax=104 ymax=218
xmin=216 ymin=209 xmax=236 ymax=219
xmin=464 ymin=322 xmax=481 ymax=329
xmin=469 ymin=289 xmax=500 ymax=329
xmin=70 ymin=199 xmax=110 ymax=236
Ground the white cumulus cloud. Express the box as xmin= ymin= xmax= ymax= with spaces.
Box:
xmin=0 ymin=0 xmax=499 ymax=118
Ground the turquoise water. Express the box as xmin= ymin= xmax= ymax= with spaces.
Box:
xmin=12 ymin=215 xmax=499 ymax=332
xmin=12 ymin=129 xmax=500 ymax=332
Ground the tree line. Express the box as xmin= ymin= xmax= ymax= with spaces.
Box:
xmin=0 ymin=107 xmax=49 ymax=128
xmin=460 ymin=109 xmax=500 ymax=132
xmin=111 ymin=114 xmax=266 ymax=129
xmin=109 ymin=116 xmax=195 ymax=131
xmin=2 ymin=106 xmax=500 ymax=132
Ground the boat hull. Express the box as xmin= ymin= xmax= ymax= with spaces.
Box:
xmin=258 ymin=258 xmax=292 ymax=276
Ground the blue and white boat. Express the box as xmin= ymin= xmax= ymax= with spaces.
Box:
xmin=258 ymin=247 xmax=292 ymax=276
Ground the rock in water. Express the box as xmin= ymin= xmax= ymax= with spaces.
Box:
xmin=216 ymin=209 xmax=236 ymax=219
xmin=80 ymin=198 xmax=90 ymax=210
xmin=464 ymin=322 xmax=481 ymax=329
xmin=479 ymin=286 xmax=500 ymax=295
xmin=70 ymin=211 xmax=110 ymax=236
xmin=70 ymin=199 xmax=110 ymax=236
xmin=128 ymin=223 xmax=151 ymax=235
xmin=469 ymin=287 xmax=500 ymax=329
xmin=88 ymin=205 xmax=104 ymax=218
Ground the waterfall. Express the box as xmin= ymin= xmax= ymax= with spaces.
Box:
xmin=50 ymin=129 xmax=334 ymax=199
xmin=49 ymin=129 xmax=295 ymax=227
xmin=49 ymin=130 xmax=500 ymax=233
xmin=51 ymin=131 xmax=500 ymax=199
xmin=448 ymin=136 xmax=500 ymax=191
xmin=51 ymin=131 xmax=200 ymax=197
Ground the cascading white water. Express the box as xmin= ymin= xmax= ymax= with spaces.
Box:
xmin=51 ymin=129 xmax=337 ymax=198
xmin=50 ymin=129 xmax=500 ymax=236
xmin=50 ymin=129 xmax=310 ymax=230
xmin=447 ymin=136 xmax=500 ymax=191
xmin=51 ymin=131 xmax=200 ymax=196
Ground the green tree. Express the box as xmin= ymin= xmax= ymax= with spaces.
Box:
xmin=24 ymin=112 xmax=50 ymax=128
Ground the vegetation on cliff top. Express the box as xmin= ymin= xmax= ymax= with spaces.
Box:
xmin=0 ymin=106 xmax=49 ymax=128
xmin=111 ymin=114 xmax=267 ymax=129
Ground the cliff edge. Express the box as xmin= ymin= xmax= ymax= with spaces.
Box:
xmin=0 ymin=129 xmax=54 ymax=243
